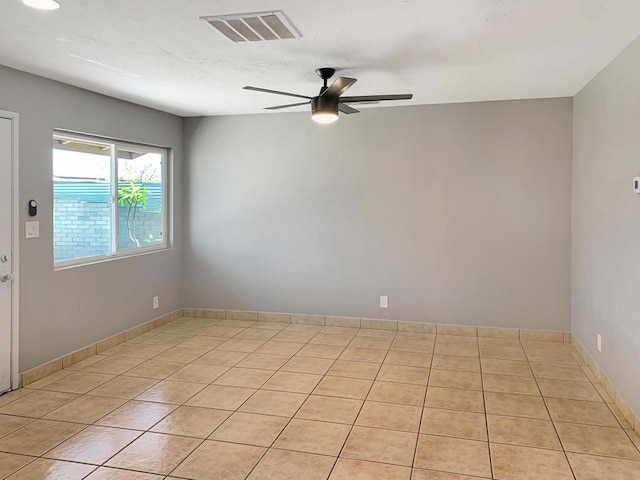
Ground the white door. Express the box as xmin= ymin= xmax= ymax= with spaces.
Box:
xmin=0 ymin=117 xmax=13 ymax=393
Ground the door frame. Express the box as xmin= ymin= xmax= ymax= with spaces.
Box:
xmin=0 ymin=110 xmax=20 ymax=390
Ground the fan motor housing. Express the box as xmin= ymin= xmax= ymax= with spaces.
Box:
xmin=311 ymin=95 xmax=339 ymax=115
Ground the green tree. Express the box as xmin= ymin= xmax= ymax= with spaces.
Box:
xmin=118 ymin=181 xmax=149 ymax=248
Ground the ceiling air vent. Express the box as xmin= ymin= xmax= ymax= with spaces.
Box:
xmin=202 ymin=11 xmax=301 ymax=43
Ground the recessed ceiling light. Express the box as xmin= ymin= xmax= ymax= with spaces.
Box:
xmin=22 ymin=0 xmax=60 ymax=11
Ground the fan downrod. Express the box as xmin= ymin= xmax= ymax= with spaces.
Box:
xmin=316 ymin=68 xmax=336 ymax=88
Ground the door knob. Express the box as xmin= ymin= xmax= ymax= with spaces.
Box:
xmin=0 ymin=274 xmax=13 ymax=283
xmin=0 ymin=255 xmax=7 ymax=263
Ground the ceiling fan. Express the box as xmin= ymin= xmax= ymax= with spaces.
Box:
xmin=243 ymin=68 xmax=413 ymax=124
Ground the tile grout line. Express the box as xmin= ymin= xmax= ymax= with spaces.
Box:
xmin=523 ymin=342 xmax=579 ymax=480
xmin=478 ymin=335 xmax=493 ymax=479
xmin=40 ymin=427 xmax=147 ymax=475
xmin=0 ymin=450 xmax=38 ymax=477
xmin=324 ymin=328 xmax=395 ymax=478
xmin=410 ymin=332 xmax=435 ymax=475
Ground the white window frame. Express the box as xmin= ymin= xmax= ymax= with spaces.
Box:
xmin=53 ymin=131 xmax=170 ymax=269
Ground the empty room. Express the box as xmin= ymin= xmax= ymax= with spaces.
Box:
xmin=0 ymin=1 xmax=639 ymax=479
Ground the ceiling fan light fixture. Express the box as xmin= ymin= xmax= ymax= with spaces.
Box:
xmin=311 ymin=96 xmax=339 ymax=124
xmin=22 ymin=0 xmax=60 ymax=10
xmin=312 ymin=112 xmax=339 ymax=124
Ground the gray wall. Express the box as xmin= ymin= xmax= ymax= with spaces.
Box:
xmin=0 ymin=65 xmax=184 ymax=371
xmin=184 ymin=98 xmax=573 ymax=329
xmin=573 ymin=36 xmax=640 ymax=416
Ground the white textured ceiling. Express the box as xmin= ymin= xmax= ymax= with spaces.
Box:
xmin=1 ymin=0 xmax=640 ymax=116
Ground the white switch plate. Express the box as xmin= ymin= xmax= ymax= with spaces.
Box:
xmin=597 ymin=334 xmax=602 ymax=352
xmin=380 ymin=295 xmax=388 ymax=309
xmin=25 ymin=221 xmax=39 ymax=239
xmin=153 ymin=296 xmax=159 ymax=309
xmin=634 ymin=176 xmax=640 ymax=193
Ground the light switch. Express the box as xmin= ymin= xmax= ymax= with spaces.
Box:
xmin=634 ymin=176 xmax=640 ymax=193
xmin=25 ymin=221 xmax=39 ymax=239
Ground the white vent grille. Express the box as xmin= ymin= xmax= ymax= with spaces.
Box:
xmin=202 ymin=11 xmax=301 ymax=43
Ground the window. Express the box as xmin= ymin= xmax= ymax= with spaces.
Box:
xmin=53 ymin=132 xmax=169 ymax=267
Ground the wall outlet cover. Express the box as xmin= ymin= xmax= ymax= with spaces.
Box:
xmin=380 ymin=295 xmax=389 ymax=309
xmin=153 ymin=296 xmax=159 ymax=309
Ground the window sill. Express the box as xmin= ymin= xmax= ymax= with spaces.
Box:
xmin=54 ymin=245 xmax=171 ymax=271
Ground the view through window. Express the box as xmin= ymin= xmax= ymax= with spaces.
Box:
xmin=53 ymin=133 xmax=168 ymax=266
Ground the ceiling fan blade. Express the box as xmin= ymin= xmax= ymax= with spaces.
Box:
xmin=321 ymin=77 xmax=357 ymax=97
xmin=264 ymin=101 xmax=311 ymax=110
xmin=338 ymin=104 xmax=360 ymax=114
xmin=243 ymin=86 xmax=312 ymax=100
xmin=340 ymin=94 xmax=413 ymax=103
xmin=342 ymin=100 xmax=379 ymax=105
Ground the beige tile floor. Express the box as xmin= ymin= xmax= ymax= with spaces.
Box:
xmin=1 ymin=318 xmax=639 ymax=479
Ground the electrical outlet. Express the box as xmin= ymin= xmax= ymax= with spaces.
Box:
xmin=597 ymin=334 xmax=602 ymax=353
xmin=153 ymin=296 xmax=159 ymax=309
xmin=380 ymin=295 xmax=388 ymax=309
